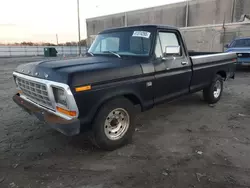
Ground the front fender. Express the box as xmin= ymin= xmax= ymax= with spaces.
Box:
xmin=73 ymin=81 xmax=150 ymax=127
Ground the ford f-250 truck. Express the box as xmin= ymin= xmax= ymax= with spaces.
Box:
xmin=13 ymin=25 xmax=236 ymax=150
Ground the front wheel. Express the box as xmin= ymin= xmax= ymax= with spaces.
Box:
xmin=92 ymin=98 xmax=136 ymax=150
xmin=203 ymin=75 xmax=223 ymax=104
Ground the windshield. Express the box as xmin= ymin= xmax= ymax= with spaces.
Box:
xmin=88 ymin=29 xmax=153 ymax=56
xmin=230 ymin=39 xmax=250 ymax=48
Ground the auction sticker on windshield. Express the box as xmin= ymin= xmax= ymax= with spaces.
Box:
xmin=132 ymin=31 xmax=151 ymax=38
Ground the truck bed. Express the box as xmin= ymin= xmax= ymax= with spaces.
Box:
xmin=189 ymin=51 xmax=237 ymax=65
xmin=188 ymin=52 xmax=236 ymax=91
xmin=188 ymin=51 xmax=221 ymax=56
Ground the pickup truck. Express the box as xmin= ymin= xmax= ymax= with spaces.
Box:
xmin=225 ymin=37 xmax=250 ymax=66
xmin=13 ymin=25 xmax=236 ymax=150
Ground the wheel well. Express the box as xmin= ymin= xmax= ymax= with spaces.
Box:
xmin=91 ymin=94 xmax=142 ymax=125
xmin=217 ymin=71 xmax=227 ymax=80
xmin=124 ymin=94 xmax=142 ymax=108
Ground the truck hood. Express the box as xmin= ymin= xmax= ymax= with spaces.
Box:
xmin=15 ymin=56 xmax=146 ymax=86
xmin=226 ymin=47 xmax=250 ymax=53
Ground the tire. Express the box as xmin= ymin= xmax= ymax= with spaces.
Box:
xmin=203 ymin=75 xmax=223 ymax=104
xmin=92 ymin=98 xmax=136 ymax=150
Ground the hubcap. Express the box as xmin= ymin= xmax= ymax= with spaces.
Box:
xmin=104 ymin=108 xmax=130 ymax=140
xmin=213 ymin=80 xmax=221 ymax=98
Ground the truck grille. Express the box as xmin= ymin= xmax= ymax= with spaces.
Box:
xmin=16 ymin=77 xmax=53 ymax=109
xmin=237 ymin=53 xmax=250 ymax=58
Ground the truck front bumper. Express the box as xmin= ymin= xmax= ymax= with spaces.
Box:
xmin=237 ymin=57 xmax=250 ymax=66
xmin=13 ymin=94 xmax=80 ymax=136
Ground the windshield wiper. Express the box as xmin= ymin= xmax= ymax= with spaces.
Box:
xmin=103 ymin=51 xmax=121 ymax=58
xmin=86 ymin=52 xmax=94 ymax=56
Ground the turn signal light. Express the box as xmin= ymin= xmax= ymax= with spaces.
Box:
xmin=56 ymin=106 xmax=77 ymax=117
xmin=75 ymin=85 xmax=91 ymax=92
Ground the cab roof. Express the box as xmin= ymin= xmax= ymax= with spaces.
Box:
xmin=233 ymin=37 xmax=250 ymax=40
xmin=99 ymin=24 xmax=179 ymax=34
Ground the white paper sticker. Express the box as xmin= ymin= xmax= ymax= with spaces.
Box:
xmin=132 ymin=31 xmax=151 ymax=38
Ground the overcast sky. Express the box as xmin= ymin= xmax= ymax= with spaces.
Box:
xmin=0 ymin=0 xmax=185 ymax=43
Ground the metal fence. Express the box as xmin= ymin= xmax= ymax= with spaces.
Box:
xmin=0 ymin=45 xmax=87 ymax=57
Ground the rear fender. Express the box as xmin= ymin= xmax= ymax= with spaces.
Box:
xmin=216 ymin=70 xmax=227 ymax=80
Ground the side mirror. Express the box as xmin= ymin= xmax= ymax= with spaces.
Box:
xmin=164 ymin=46 xmax=180 ymax=56
xmin=224 ymin=44 xmax=229 ymax=48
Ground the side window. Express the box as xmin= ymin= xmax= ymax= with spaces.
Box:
xmin=230 ymin=40 xmax=236 ymax=48
xmin=247 ymin=39 xmax=250 ymax=47
xmin=234 ymin=39 xmax=244 ymax=47
xmin=233 ymin=39 xmax=250 ymax=47
xmin=157 ymin=32 xmax=181 ymax=57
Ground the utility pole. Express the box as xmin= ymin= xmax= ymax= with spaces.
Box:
xmin=185 ymin=0 xmax=189 ymax=27
xmin=231 ymin=0 xmax=236 ymax=23
xmin=124 ymin=12 xmax=128 ymax=27
xmin=77 ymin=0 xmax=81 ymax=56
xmin=222 ymin=13 xmax=226 ymax=52
xmin=56 ymin=34 xmax=58 ymax=45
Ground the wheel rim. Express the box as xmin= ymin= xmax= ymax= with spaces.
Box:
xmin=213 ymin=80 xmax=221 ymax=98
xmin=104 ymin=108 xmax=130 ymax=140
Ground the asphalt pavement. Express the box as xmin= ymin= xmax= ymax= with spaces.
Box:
xmin=1 ymin=57 xmax=250 ymax=188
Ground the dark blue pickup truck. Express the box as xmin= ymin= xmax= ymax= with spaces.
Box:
xmin=225 ymin=37 xmax=250 ymax=66
xmin=13 ymin=25 xmax=236 ymax=150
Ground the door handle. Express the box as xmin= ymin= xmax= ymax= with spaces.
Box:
xmin=181 ymin=62 xmax=188 ymax=65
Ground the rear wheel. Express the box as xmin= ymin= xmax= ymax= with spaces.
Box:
xmin=203 ymin=75 xmax=223 ymax=104
xmin=92 ymin=98 xmax=136 ymax=150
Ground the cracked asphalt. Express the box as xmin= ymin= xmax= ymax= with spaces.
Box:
xmin=1 ymin=57 xmax=250 ymax=188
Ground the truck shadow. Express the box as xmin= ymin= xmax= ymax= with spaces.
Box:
xmin=5 ymin=93 xmax=208 ymax=156
xmin=67 ymin=132 xmax=102 ymax=152
xmin=168 ymin=93 xmax=204 ymax=106
xmin=67 ymin=93 xmax=205 ymax=151
xmin=236 ymin=67 xmax=250 ymax=72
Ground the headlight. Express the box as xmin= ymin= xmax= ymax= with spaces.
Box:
xmin=14 ymin=77 xmax=21 ymax=91
xmin=15 ymin=78 xmax=19 ymax=87
xmin=14 ymin=77 xmax=19 ymax=87
xmin=52 ymin=87 xmax=68 ymax=108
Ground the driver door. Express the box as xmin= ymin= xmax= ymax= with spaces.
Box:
xmin=153 ymin=30 xmax=192 ymax=104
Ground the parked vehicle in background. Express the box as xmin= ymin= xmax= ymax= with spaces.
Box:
xmin=225 ymin=37 xmax=250 ymax=66
xmin=13 ymin=25 xmax=237 ymax=150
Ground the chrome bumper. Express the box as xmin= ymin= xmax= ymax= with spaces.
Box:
xmin=13 ymin=94 xmax=80 ymax=136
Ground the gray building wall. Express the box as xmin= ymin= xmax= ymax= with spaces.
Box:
xmin=86 ymin=13 xmax=126 ymax=39
xmin=126 ymin=2 xmax=186 ymax=27
xmin=86 ymin=0 xmax=250 ymax=51
xmin=187 ymin=0 xmax=233 ymax=26
xmin=234 ymin=0 xmax=250 ymax=21
xmin=181 ymin=22 xmax=250 ymax=52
